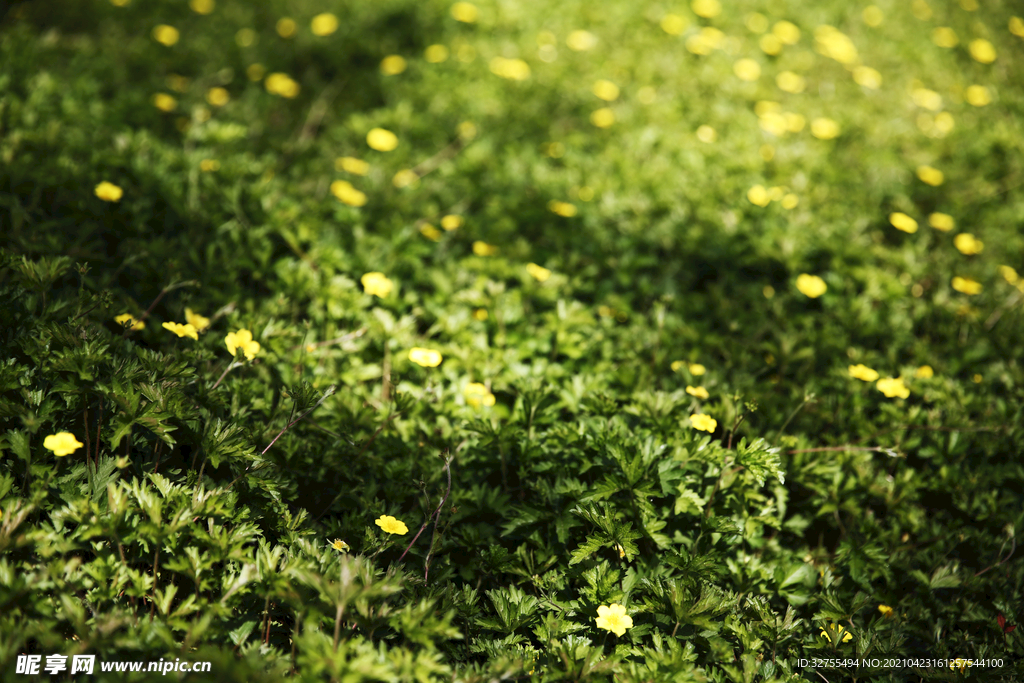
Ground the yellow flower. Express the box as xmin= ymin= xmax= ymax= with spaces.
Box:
xmin=876 ymin=377 xmax=910 ymax=399
xmin=863 ymin=5 xmax=883 ymax=27
xmin=489 ymin=57 xmax=531 ymax=81
xmin=246 ymin=63 xmax=266 ymax=81
xmin=748 ymin=185 xmax=770 ymax=207
xmin=781 ymin=194 xmax=799 ymax=209
xmin=810 ymin=118 xmax=840 ymax=140
xmin=336 ymin=157 xmax=369 ymax=175
xmin=409 ymin=348 xmax=443 ymax=367
xmin=450 ymin=2 xmax=478 ymax=23
xmin=549 ymin=200 xmax=578 ymax=217
xmin=691 ymin=0 xmax=721 ymax=19
xmin=690 ymin=414 xmax=717 ymax=432
xmin=968 ymin=39 xmax=996 ymax=64
xmin=877 ymin=604 xmax=894 ymax=618
xmin=44 ymin=432 xmax=84 ymax=457
xmin=746 ymin=13 xmax=768 ymax=33
xmin=820 ymin=624 xmax=854 ymax=643
xmin=1011 ymin=16 xmax=1024 ymax=38
xmin=848 ymin=364 xmax=879 ymax=382
xmin=772 ymin=21 xmax=799 ymax=45
xmin=441 ymin=214 xmax=463 ymax=231
xmin=566 ymin=30 xmax=598 ymax=51
xmin=660 ymin=14 xmax=688 ymax=36
xmin=420 ymin=224 xmax=442 ymax=241
xmin=473 ymin=308 xmax=489 ymax=321
xmin=1000 ymin=265 xmax=1020 ymax=285
xmin=696 ymin=125 xmax=716 ymax=143
xmin=889 ymin=212 xmax=918 ymax=234
xmin=953 ymin=233 xmax=984 ymax=255
xmin=915 ymin=365 xmax=934 ymax=379
xmin=235 ymin=28 xmax=256 ymax=47
xmin=311 ymin=13 xmax=339 ymax=36
xmin=776 ymin=71 xmax=805 ymax=93
xmin=185 ymin=308 xmax=210 ymax=331
xmin=375 ymin=515 xmax=409 ymax=535
xmin=733 ymin=59 xmax=761 ymax=81
xmin=760 ymin=34 xmax=783 ymax=55
xmin=951 ymin=276 xmax=982 ymax=295
xmin=689 ymin=363 xmax=706 ymax=376
xmin=330 ymin=539 xmax=350 ymax=552
xmin=796 ymin=274 xmax=827 ymax=298
xmin=853 ymin=66 xmax=882 ymax=89
xmin=590 ymin=108 xmax=615 ymax=128
xmin=595 ymin=604 xmax=633 ymax=636
xmin=115 ymin=313 xmax=145 ymax=331
xmin=162 ymin=321 xmax=198 ymax=341
xmin=381 ymin=55 xmax=407 ymax=75
xmin=152 ymin=93 xmax=177 ymax=112
xmin=965 ymin=85 xmax=991 ymax=107
xmin=526 ymin=263 xmax=552 ymax=282
xmin=331 ymin=180 xmax=367 ymax=207
xmin=950 ymin=658 xmax=973 ymax=673
xmin=686 ymin=386 xmax=710 ymax=399
xmin=392 ymin=169 xmax=419 ymax=188
xmin=928 ymin=213 xmax=954 ymax=231
xmin=199 ymin=159 xmax=220 ymax=172
xmin=206 ymin=87 xmax=229 ymax=107
xmin=152 ymin=24 xmax=179 ymax=46
xmin=425 ymin=44 xmax=449 ymax=63
xmin=265 ymin=73 xmax=300 ymax=98
xmin=225 ymin=329 xmax=261 ymax=361
xmin=473 ymin=241 xmax=498 ymax=256
xmin=932 ymin=27 xmax=958 ymax=48
xmin=367 ymin=128 xmax=399 ymax=152
xmin=361 ymin=272 xmax=394 ymax=298
xmin=276 ymin=17 xmax=297 ymax=38
xmin=592 ymin=79 xmax=620 ymax=101
xmin=916 ymin=165 xmax=944 ymax=186
xmin=464 ymin=382 xmax=496 ymax=407
xmin=95 ymin=181 xmax=124 ymax=202
xmin=815 ymin=26 xmax=858 ymax=64
xmin=190 ymin=0 xmax=214 ymax=13
xmin=671 ymin=361 xmax=685 ymax=372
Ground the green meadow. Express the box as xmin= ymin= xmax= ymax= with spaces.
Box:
xmin=1 ymin=0 xmax=1023 ymax=680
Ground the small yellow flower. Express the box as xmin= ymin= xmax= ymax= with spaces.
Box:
xmin=691 ymin=0 xmax=721 ymax=19
xmin=549 ymin=200 xmax=578 ymax=217
xmin=265 ymin=72 xmax=300 ymax=98
xmin=375 ymin=515 xmax=409 ymax=535
xmin=760 ymin=34 xmax=783 ymax=55
xmin=734 ymin=58 xmax=761 ymax=81
xmin=915 ymin=365 xmax=934 ymax=379
xmin=595 ymin=603 xmax=633 ymax=636
xmin=696 ymin=125 xmax=717 ymax=143
xmin=592 ymin=79 xmax=620 ymax=101
xmin=689 ymin=363 xmax=706 ymax=376
xmin=796 ymin=274 xmax=827 ymax=298
xmin=152 ymin=25 xmax=179 ymax=46
xmin=162 ymin=321 xmax=199 ymax=341
xmin=450 ymin=2 xmax=478 ymax=23
xmin=810 ymin=117 xmax=840 ymax=140
xmin=246 ymin=63 xmax=266 ymax=81
xmin=748 ymin=185 xmax=770 ymax=207
xmin=1000 ymin=265 xmax=1019 ymax=285
xmin=889 ymin=212 xmax=918 ymax=234
xmin=1011 ymin=16 xmax=1024 ymax=38
xmin=366 ymin=128 xmax=399 ymax=152
xmin=928 ymin=212 xmax=954 ymax=231
xmin=876 ymin=377 xmax=910 ymax=399
xmin=965 ymin=85 xmax=991 ymax=107
xmin=686 ymin=386 xmax=710 ymax=400
xmin=95 ymin=181 xmax=124 ymax=202
xmin=820 ymin=624 xmax=854 ymax=643
xmin=464 ymin=382 xmax=496 ymax=407
xmin=330 ymin=539 xmax=350 ymax=552
xmin=773 ymin=21 xmax=800 ymax=44
xmin=951 ymin=276 xmax=982 ymax=295
xmin=878 ymin=604 xmax=894 ymax=618
xmin=276 ymin=17 xmax=297 ymax=38
xmin=392 ymin=169 xmax=419 ymax=188
xmin=206 ymin=87 xmax=229 ymax=107
xmin=916 ymin=165 xmax=944 ymax=187
xmin=311 ymin=13 xmax=339 ymax=36
xmin=425 ymin=44 xmax=449 ymax=63
xmin=566 ymin=30 xmax=598 ymax=51
xmin=441 ymin=214 xmax=463 ymax=231
xmin=331 ymin=180 xmax=368 ymax=207
xmin=184 ymin=308 xmax=210 ymax=331
xmin=361 ymin=272 xmax=394 ymax=298
xmin=950 ymin=658 xmax=973 ymax=673
xmin=690 ymin=414 xmax=717 ymax=432
xmin=671 ymin=361 xmax=684 ymax=372
xmin=199 ymin=159 xmax=220 ymax=172
xmin=848 ymin=364 xmax=879 ymax=382
xmin=409 ymin=348 xmax=443 ymax=367
xmin=953 ymin=233 xmax=984 ymax=255
xmin=381 ymin=55 xmax=407 ymax=75
xmin=863 ymin=5 xmax=883 ymax=26
xmin=473 ymin=308 xmax=489 ymax=321
xmin=115 ymin=313 xmax=145 ymax=331
xmin=968 ymin=39 xmax=996 ymax=64
xmin=852 ymin=66 xmax=882 ymax=89
xmin=661 ymin=14 xmax=688 ymax=36
xmin=420 ymin=224 xmax=442 ymax=241
xmin=336 ymin=157 xmax=370 ymax=175
xmin=152 ymin=93 xmax=177 ymax=112
xmin=590 ymin=108 xmax=615 ymax=128
xmin=815 ymin=26 xmax=858 ymax=64
xmin=776 ymin=71 xmax=805 ymax=93
xmin=489 ymin=57 xmax=531 ymax=81
xmin=473 ymin=241 xmax=498 ymax=256
xmin=225 ymin=329 xmax=261 ymax=361
xmin=781 ymin=194 xmax=799 ymax=209
xmin=235 ymin=28 xmax=256 ymax=47
xmin=189 ymin=0 xmax=214 ymax=14
xmin=526 ymin=263 xmax=552 ymax=282
xmin=44 ymin=432 xmax=84 ymax=457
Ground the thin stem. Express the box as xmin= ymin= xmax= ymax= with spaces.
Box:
xmin=398 ymin=454 xmax=452 ymax=566
xmin=772 ymin=394 xmax=814 ymax=445
xmin=210 ymin=361 xmax=240 ymax=391
xmin=84 ymin=404 xmax=92 ymax=473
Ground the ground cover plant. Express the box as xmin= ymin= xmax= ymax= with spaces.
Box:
xmin=1 ymin=0 xmax=1023 ymax=680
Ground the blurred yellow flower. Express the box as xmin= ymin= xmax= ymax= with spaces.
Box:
xmin=206 ymin=87 xmax=229 ymax=107
xmin=776 ymin=71 xmax=805 ymax=93
xmin=361 ymin=272 xmax=393 ymax=298
xmin=330 ymin=539 xmax=350 ymax=552
xmin=152 ymin=25 xmax=179 ymax=46
xmin=276 ymin=17 xmax=297 ymax=38
xmin=848 ymin=364 xmax=879 ymax=382
xmin=44 ymin=432 xmax=84 ymax=457
xmin=781 ymin=193 xmax=799 ymax=209
xmin=450 ymin=2 xmax=478 ymax=23
xmin=734 ymin=59 xmax=761 ymax=81
xmin=696 ymin=125 xmax=717 ymax=143
xmin=968 ymin=39 xmax=996 ymax=64
xmin=235 ymin=28 xmax=256 ymax=47
xmin=889 ymin=212 xmax=918 ymax=233
xmin=464 ymin=382 xmax=496 ymax=407
xmin=671 ymin=360 xmax=685 ymax=372
xmin=951 ymin=276 xmax=982 ymax=295
xmin=915 ymin=365 xmax=934 ymax=379
xmin=689 ymin=363 xmax=706 ymax=376
xmin=375 ymin=515 xmax=409 ymax=535
xmin=549 ymin=200 xmax=578 ymax=217
xmin=686 ymin=386 xmax=709 ymax=399
xmin=760 ymin=34 xmax=783 ymax=55
xmin=420 ymin=224 xmax=442 ymax=241
xmin=190 ymin=0 xmax=214 ymax=14
xmin=810 ymin=117 xmax=840 ymax=140
xmin=953 ymin=233 xmax=984 ymax=255
xmin=409 ymin=348 xmax=442 ymax=367
xmin=185 ymin=308 xmax=210 ymax=331
xmin=815 ymin=26 xmax=858 ymax=64
xmin=773 ymin=21 xmax=800 ymax=45
xmin=593 ymin=79 xmax=620 ymax=101
xmin=690 ymin=414 xmax=717 ymax=432
xmin=691 ymin=0 xmax=721 ymax=19
xmin=331 ymin=180 xmax=367 ymax=207
xmin=928 ymin=212 xmax=954 ymax=231
xmin=876 ymin=377 xmax=909 ymax=399
xmin=912 ymin=0 xmax=932 ymax=20
xmin=1000 ymin=265 xmax=1019 ymax=285
xmin=661 ymin=14 xmax=688 ymax=36
xmin=473 ymin=241 xmax=498 ymax=256
xmin=473 ymin=308 xmax=489 ymax=321
xmin=1011 ymin=17 xmax=1024 ymax=38
xmin=381 ymin=55 xmax=408 ymax=75
xmin=916 ymin=165 xmax=944 ymax=186
xmin=441 ymin=214 xmax=463 ymax=231
xmin=367 ymin=128 xmax=399 ymax=151
xmin=311 ymin=13 xmax=339 ymax=36
xmin=796 ymin=274 xmax=827 ymax=298
xmin=965 ymin=85 xmax=991 ymax=106
xmin=489 ymin=57 xmax=530 ymax=81
xmin=746 ymin=13 xmax=769 ymax=33
xmin=862 ymin=5 xmax=883 ymax=27
xmin=95 ymin=181 xmax=124 ymax=202
xmin=246 ymin=64 xmax=266 ymax=81
xmin=590 ymin=108 xmax=615 ymax=128
xmin=932 ymin=27 xmax=958 ymax=48
xmin=265 ymin=73 xmax=300 ymax=98
xmin=225 ymin=329 xmax=260 ymax=360
xmin=911 ymin=88 xmax=942 ymax=111
xmin=392 ymin=169 xmax=419 ymax=188
xmin=527 ymin=263 xmax=552 ymax=282
xmin=425 ymin=44 xmax=449 ymax=63
xmin=595 ymin=604 xmax=633 ymax=636
xmin=115 ymin=313 xmax=144 ymax=331
xmin=566 ymin=30 xmax=598 ymax=51
xmin=688 ymin=28 xmax=724 ymax=54
xmin=336 ymin=157 xmax=369 ymax=175
xmin=162 ymin=321 xmax=198 ymax=341
xmin=853 ymin=66 xmax=882 ymax=89
xmin=820 ymin=624 xmax=854 ymax=643
xmin=759 ymin=112 xmax=788 ymax=136
xmin=748 ymin=185 xmax=770 ymax=207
